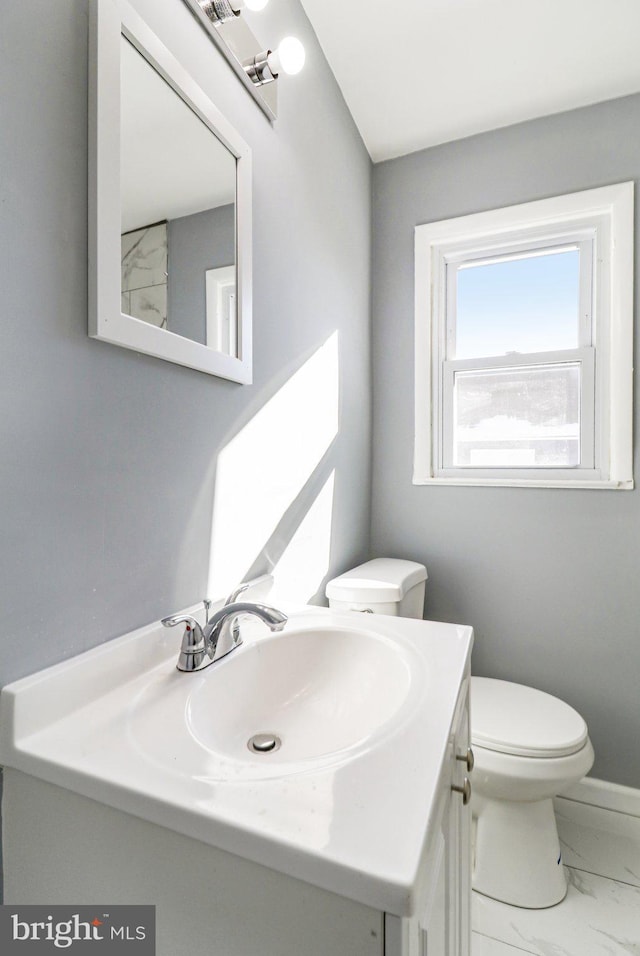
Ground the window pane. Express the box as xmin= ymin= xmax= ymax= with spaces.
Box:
xmin=454 ymin=247 xmax=581 ymax=359
xmin=453 ymin=364 xmax=580 ymax=468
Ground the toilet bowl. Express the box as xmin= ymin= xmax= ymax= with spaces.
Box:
xmin=471 ymin=677 xmax=594 ymax=908
xmin=325 ymin=559 xmax=595 ymax=910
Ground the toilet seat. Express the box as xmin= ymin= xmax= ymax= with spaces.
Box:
xmin=471 ymin=677 xmax=588 ymax=758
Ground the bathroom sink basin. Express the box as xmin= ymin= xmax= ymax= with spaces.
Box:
xmin=191 ymin=626 xmax=414 ymax=760
xmin=129 ymin=624 xmax=419 ymax=778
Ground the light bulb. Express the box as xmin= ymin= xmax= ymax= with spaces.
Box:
xmin=267 ymin=36 xmax=305 ymax=76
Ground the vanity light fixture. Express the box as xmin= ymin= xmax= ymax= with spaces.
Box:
xmin=244 ymin=36 xmax=306 ymax=85
xmin=197 ymin=0 xmax=268 ymax=26
xmin=184 ymin=0 xmax=304 ymax=119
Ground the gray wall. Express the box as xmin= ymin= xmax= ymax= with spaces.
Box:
xmin=168 ymin=203 xmax=235 ymax=343
xmin=371 ymin=94 xmax=640 ymax=789
xmin=0 ymin=0 xmax=371 ymax=678
xmin=0 ymin=0 xmax=371 ymax=831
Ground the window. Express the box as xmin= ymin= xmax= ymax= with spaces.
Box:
xmin=414 ymin=183 xmax=634 ymax=488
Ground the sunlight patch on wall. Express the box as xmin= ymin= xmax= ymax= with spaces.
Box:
xmin=268 ymin=470 xmax=335 ymax=605
xmin=208 ymin=333 xmax=339 ymax=600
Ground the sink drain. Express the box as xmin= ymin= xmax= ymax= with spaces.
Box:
xmin=248 ymin=733 xmax=282 ymax=754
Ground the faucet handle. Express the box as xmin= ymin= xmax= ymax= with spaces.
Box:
xmin=162 ymin=613 xmax=200 ymax=629
xmin=224 ymin=582 xmax=250 ymax=606
xmin=161 ymin=614 xmax=205 ymax=645
xmin=162 ymin=614 xmax=208 ymax=672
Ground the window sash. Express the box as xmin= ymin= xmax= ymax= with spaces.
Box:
xmin=438 ymin=348 xmax=596 ymax=479
xmin=444 ymin=235 xmax=595 ymax=360
xmin=436 ymin=231 xmax=597 ymax=479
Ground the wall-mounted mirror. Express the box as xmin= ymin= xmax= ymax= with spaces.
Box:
xmin=90 ymin=0 xmax=252 ymax=382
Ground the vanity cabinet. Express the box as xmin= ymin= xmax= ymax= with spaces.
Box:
xmin=386 ymin=672 xmax=472 ymax=956
xmin=2 ymin=673 xmax=471 ymax=956
xmin=424 ymin=676 xmax=472 ymax=956
xmin=0 ymin=607 xmax=473 ymax=956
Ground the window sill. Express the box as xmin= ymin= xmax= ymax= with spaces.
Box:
xmin=412 ymin=476 xmax=634 ymax=490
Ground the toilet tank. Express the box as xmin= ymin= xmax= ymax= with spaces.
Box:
xmin=325 ymin=558 xmax=427 ymax=619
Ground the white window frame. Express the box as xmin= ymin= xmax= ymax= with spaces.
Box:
xmin=414 ymin=183 xmax=634 ymax=489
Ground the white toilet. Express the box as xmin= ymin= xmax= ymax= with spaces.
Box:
xmin=326 ymin=558 xmax=594 ymax=909
xmin=470 ymin=676 xmax=593 ymax=907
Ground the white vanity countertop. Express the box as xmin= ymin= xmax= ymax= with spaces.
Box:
xmin=0 ymin=605 xmax=472 ymax=917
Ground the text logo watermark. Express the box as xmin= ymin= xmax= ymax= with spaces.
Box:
xmin=0 ymin=906 xmax=155 ymax=953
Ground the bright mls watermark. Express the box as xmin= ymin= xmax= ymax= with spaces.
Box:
xmin=0 ymin=905 xmax=155 ymax=953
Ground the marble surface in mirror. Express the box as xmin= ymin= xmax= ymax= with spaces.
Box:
xmin=121 ymin=222 xmax=168 ymax=328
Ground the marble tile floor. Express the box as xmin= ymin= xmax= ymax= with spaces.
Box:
xmin=471 ymin=799 xmax=640 ymax=956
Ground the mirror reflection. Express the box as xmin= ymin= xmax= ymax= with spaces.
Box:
xmin=120 ymin=38 xmax=237 ymax=354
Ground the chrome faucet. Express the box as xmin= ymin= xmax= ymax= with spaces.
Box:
xmin=161 ymin=592 xmax=287 ymax=672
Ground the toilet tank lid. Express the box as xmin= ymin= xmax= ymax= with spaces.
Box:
xmin=326 ymin=558 xmax=427 ymax=602
xmin=471 ymin=677 xmax=589 ymax=758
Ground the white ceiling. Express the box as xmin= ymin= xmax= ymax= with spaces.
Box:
xmin=299 ymin=0 xmax=640 ymax=162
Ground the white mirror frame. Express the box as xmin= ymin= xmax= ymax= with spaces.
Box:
xmin=89 ymin=0 xmax=253 ymax=383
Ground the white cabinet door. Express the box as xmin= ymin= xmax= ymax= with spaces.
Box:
xmin=420 ymin=829 xmax=448 ymax=955
xmin=448 ymin=677 xmax=472 ymax=956
xmin=420 ymin=671 xmax=472 ymax=956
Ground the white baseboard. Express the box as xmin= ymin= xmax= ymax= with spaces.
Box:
xmin=559 ymin=776 xmax=640 ymax=818
xmin=554 ymin=777 xmax=640 ymax=886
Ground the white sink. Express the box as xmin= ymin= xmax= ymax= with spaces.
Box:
xmin=0 ymin=604 xmax=473 ymax=915
xmin=129 ymin=624 xmax=417 ymax=779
